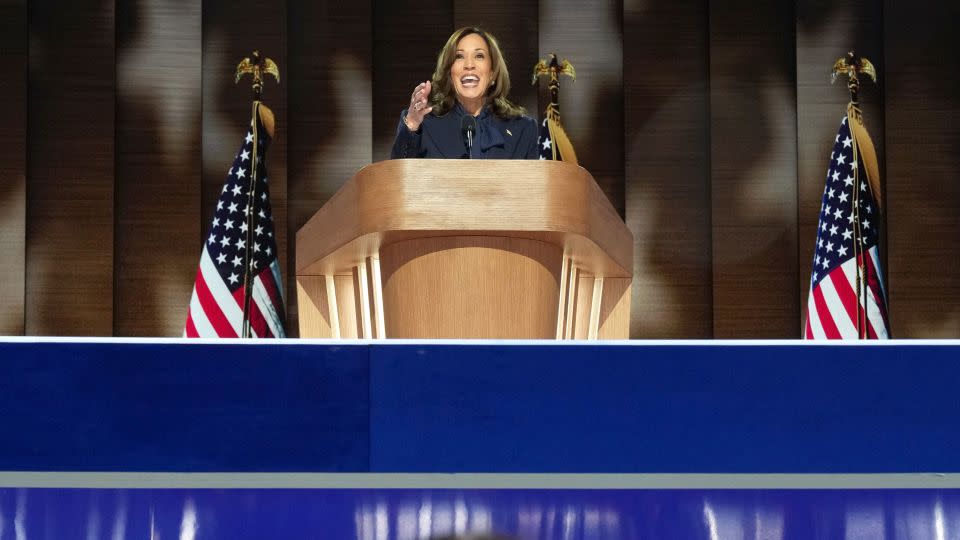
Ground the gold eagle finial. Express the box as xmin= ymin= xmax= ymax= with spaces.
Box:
xmin=831 ymin=51 xmax=877 ymax=105
xmin=532 ymin=53 xmax=576 ymax=86
xmin=831 ymin=51 xmax=876 ymax=85
xmin=235 ymin=50 xmax=280 ymax=98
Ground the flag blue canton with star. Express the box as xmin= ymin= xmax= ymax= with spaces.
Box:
xmin=809 ymin=117 xmax=878 ymax=288
xmin=537 ymin=118 xmax=553 ymax=160
xmin=207 ymin=129 xmax=278 ymax=290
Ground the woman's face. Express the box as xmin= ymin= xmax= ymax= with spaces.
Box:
xmin=450 ymin=32 xmax=492 ymax=107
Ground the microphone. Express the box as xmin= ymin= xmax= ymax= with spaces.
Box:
xmin=460 ymin=115 xmax=476 ymax=159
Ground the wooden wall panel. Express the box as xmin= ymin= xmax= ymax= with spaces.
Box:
xmin=885 ymin=1 xmax=960 ymax=337
xmin=538 ymin=0 xmax=624 ymax=216
xmin=25 ymin=0 xmax=114 ymax=335
xmin=624 ymin=0 xmax=711 ymax=338
xmin=202 ymin=0 xmax=288 ymax=333
xmin=0 ymin=0 xmax=26 ymax=335
xmin=115 ymin=0 xmax=202 ymax=336
xmin=287 ymin=1 xmax=372 ymax=336
xmin=5 ymin=0 xmax=958 ymax=338
xmin=454 ymin=1 xmax=539 ymax=115
xmin=796 ymin=0 xmax=884 ymax=334
xmin=710 ymin=0 xmax=799 ymax=337
xmin=372 ymin=1 xmax=454 ymax=162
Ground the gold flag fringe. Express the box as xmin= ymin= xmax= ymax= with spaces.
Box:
xmin=546 ymin=105 xmax=578 ymax=165
xmin=846 ymin=102 xmax=882 ymax=212
xmin=259 ymin=104 xmax=276 ymax=138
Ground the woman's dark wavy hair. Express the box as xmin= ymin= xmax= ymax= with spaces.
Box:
xmin=428 ymin=26 xmax=526 ymax=119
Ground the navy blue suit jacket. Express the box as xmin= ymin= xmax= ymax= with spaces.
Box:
xmin=391 ymin=103 xmax=540 ymax=160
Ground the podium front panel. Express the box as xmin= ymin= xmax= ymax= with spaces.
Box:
xmin=380 ymin=236 xmax=562 ymax=339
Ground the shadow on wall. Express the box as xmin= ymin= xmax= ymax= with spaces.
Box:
xmin=201 ymin=0 xmax=290 ymax=335
xmin=622 ymin=0 xmax=913 ymax=338
xmin=115 ymin=0 xmax=203 ymax=336
xmin=27 ymin=0 xmax=116 ymax=336
xmin=284 ymin=3 xmax=374 ymax=337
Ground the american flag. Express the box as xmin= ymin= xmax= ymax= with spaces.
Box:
xmin=804 ymin=116 xmax=889 ymax=339
xmin=184 ymin=114 xmax=286 ymax=338
xmin=536 ymin=106 xmax=577 ymax=163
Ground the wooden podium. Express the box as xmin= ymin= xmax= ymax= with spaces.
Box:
xmin=295 ymin=160 xmax=633 ymax=339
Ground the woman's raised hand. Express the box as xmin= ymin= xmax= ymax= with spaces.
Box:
xmin=404 ymin=80 xmax=433 ymax=131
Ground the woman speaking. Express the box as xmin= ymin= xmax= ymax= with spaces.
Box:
xmin=391 ymin=27 xmax=540 ymax=160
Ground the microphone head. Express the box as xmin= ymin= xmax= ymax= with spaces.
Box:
xmin=460 ymin=114 xmax=477 ymax=134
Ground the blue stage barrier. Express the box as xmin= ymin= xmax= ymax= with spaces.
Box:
xmin=369 ymin=342 xmax=960 ymax=472
xmin=3 ymin=339 xmax=960 ymax=539
xmin=0 ymin=340 xmax=370 ymax=471
xmin=2 ymin=339 xmax=959 ymax=473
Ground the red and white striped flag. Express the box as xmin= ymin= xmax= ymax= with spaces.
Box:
xmin=804 ymin=115 xmax=889 ymax=339
xmin=184 ymin=113 xmax=285 ymax=338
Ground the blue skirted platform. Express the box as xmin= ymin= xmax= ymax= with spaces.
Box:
xmin=1 ymin=338 xmax=958 ymax=538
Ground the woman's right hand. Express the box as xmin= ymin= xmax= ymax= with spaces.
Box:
xmin=404 ymin=80 xmax=433 ymax=131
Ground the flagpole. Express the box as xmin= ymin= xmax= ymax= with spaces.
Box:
xmin=847 ymin=70 xmax=865 ymax=339
xmin=235 ymin=51 xmax=280 ymax=338
xmin=241 ymin=100 xmax=261 ymax=338
xmin=547 ymin=63 xmax=560 ymax=160
xmin=833 ymin=51 xmax=878 ymax=339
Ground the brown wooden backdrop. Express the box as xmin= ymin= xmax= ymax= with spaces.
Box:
xmin=1 ymin=0 xmax=957 ymax=338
